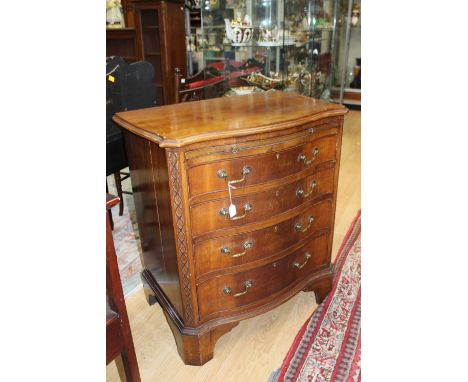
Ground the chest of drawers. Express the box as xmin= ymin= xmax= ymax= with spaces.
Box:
xmin=113 ymin=91 xmax=347 ymax=365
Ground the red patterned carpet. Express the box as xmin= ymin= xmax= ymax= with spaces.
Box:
xmin=271 ymin=211 xmax=361 ymax=382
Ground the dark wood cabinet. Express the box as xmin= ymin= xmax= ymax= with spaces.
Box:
xmin=133 ymin=0 xmax=187 ymax=105
xmin=106 ymin=28 xmax=143 ymax=64
xmin=113 ymin=92 xmax=347 ymax=365
xmin=121 ymin=0 xmax=136 ymax=27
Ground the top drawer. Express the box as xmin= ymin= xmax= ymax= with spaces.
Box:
xmin=187 ymin=134 xmax=337 ymax=198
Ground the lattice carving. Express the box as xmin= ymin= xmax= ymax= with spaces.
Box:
xmin=167 ymin=151 xmax=194 ymax=325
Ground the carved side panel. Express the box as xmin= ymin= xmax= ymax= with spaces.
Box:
xmin=167 ymin=150 xmax=194 ymax=326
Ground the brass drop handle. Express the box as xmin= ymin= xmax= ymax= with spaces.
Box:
xmin=223 ymin=280 xmax=253 ymax=297
xmin=298 ymin=148 xmax=319 ymax=165
xmin=294 ymin=215 xmax=315 ymax=233
xmin=219 ymin=203 xmax=252 ymax=220
xmin=296 ymin=180 xmax=317 ymax=198
xmin=293 ymin=252 xmax=312 ymax=269
xmin=221 ymin=241 xmax=253 ymax=258
xmin=217 ymin=169 xmax=228 ymax=179
xmin=217 ymin=166 xmax=252 ymax=185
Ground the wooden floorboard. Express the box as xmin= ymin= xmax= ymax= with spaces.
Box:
xmin=107 ymin=110 xmax=361 ymax=382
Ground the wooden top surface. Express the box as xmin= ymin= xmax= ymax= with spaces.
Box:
xmin=113 ymin=91 xmax=347 ymax=148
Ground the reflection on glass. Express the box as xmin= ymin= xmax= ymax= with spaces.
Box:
xmin=192 ymin=0 xmax=357 ymax=101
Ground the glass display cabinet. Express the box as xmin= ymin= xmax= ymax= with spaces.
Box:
xmin=186 ymin=0 xmax=341 ymax=100
xmin=330 ymin=0 xmax=360 ymax=106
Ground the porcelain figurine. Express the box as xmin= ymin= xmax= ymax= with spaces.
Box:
xmin=224 ymin=12 xmax=254 ymax=45
xmin=259 ymin=26 xmax=275 ymax=42
xmin=106 ymin=0 xmax=125 ymax=28
xmin=351 ymin=4 xmax=360 ymax=26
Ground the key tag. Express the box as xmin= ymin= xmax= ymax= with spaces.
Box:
xmin=228 ymin=203 xmax=237 ymax=218
xmin=227 ymin=182 xmax=237 ymax=218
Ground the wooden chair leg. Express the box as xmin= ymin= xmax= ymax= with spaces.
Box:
xmin=107 ymin=195 xmax=140 ymax=380
xmin=114 ymin=172 xmax=124 ymax=216
xmin=106 ymin=181 xmax=114 ymax=230
xmin=108 ymin=209 xmax=114 ymax=231
xmin=114 ymin=354 xmax=127 ymax=382
xmin=120 ymin=350 xmax=141 ymax=382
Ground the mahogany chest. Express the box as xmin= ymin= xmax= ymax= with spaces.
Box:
xmin=113 ymin=91 xmax=348 ymax=365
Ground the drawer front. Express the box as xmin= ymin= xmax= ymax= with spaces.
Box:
xmin=190 ymin=167 xmax=335 ymax=237
xmin=194 ymin=199 xmax=332 ymax=278
xmin=197 ymin=233 xmax=329 ymax=321
xmin=187 ymin=135 xmax=337 ymax=198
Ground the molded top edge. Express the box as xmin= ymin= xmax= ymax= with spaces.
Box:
xmin=113 ymin=92 xmax=347 ymax=148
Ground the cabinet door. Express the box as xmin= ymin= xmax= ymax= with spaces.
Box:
xmin=281 ymin=0 xmax=337 ymax=100
xmin=136 ymin=4 xmax=166 ymax=105
xmin=330 ymin=0 xmax=361 ymax=106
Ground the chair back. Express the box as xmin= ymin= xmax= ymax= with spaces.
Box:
xmin=174 ymin=67 xmax=229 ymax=103
xmin=106 ymin=56 xmax=156 ymax=175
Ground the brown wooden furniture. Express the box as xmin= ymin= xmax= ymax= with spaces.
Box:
xmin=121 ymin=0 xmax=136 ymax=27
xmin=113 ymin=91 xmax=348 ymax=365
xmin=133 ymin=0 xmax=187 ymax=105
xmin=106 ymin=28 xmax=143 ymax=64
xmin=107 ymin=194 xmax=141 ymax=381
xmin=331 ymin=87 xmax=361 ymax=107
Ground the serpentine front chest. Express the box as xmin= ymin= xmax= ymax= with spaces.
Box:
xmin=113 ymin=91 xmax=348 ymax=365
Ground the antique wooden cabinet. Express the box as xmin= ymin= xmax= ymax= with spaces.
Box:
xmin=113 ymin=91 xmax=347 ymax=365
xmin=132 ymin=0 xmax=187 ymax=105
xmin=106 ymin=28 xmax=143 ymax=64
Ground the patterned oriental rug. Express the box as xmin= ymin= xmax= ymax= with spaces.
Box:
xmin=270 ymin=211 xmax=361 ymax=382
xmin=107 ymin=173 xmax=143 ymax=296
